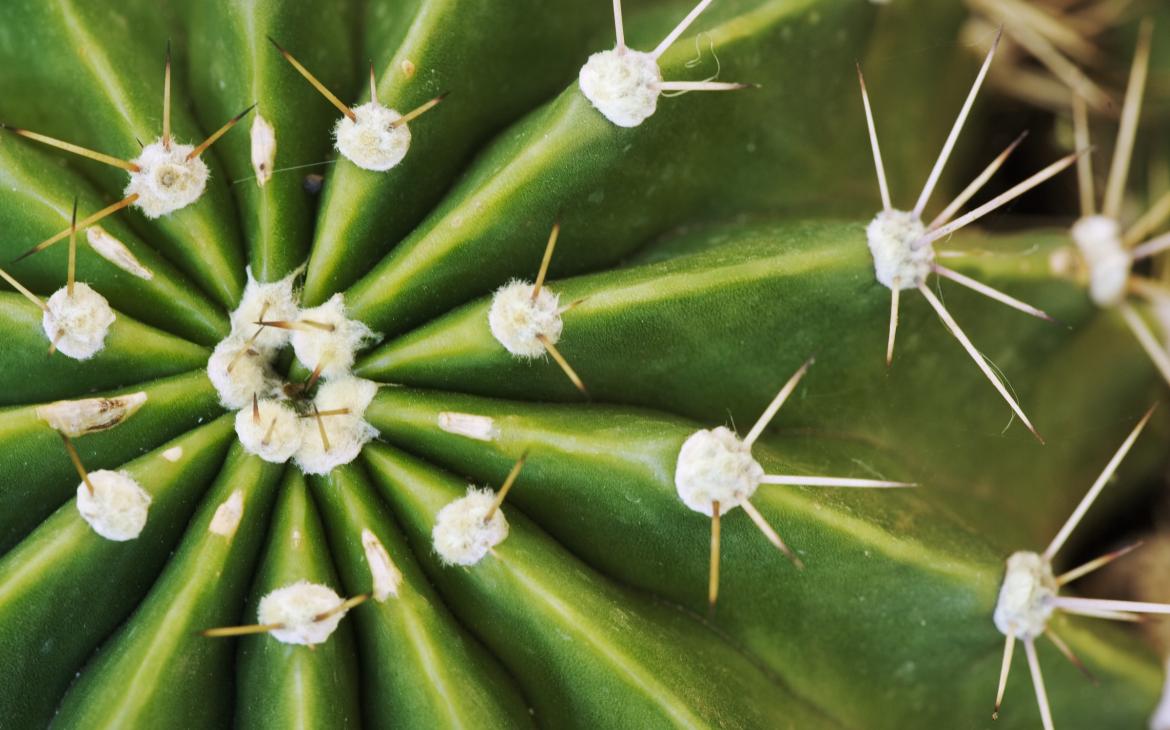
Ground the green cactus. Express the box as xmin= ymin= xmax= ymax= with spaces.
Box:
xmin=0 ymin=0 xmax=1168 ymax=728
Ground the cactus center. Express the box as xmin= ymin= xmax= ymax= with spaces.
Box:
xmin=674 ymin=427 xmax=764 ymax=516
xmin=432 ymin=487 xmax=510 ymax=566
xmin=579 ymin=48 xmax=663 ymax=128
xmin=125 ymin=140 xmax=210 ymax=219
xmin=866 ymin=209 xmax=932 ymax=290
xmin=488 ymin=280 xmax=563 ymax=357
xmin=208 ymin=270 xmax=380 ymax=473
xmin=1071 ymin=215 xmax=1131 ymax=307
xmin=334 ymin=102 xmax=412 ymax=172
xmin=993 ymin=551 xmax=1057 ymax=640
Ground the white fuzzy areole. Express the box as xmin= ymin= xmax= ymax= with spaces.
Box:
xmin=86 ymin=227 xmax=153 ymax=280
xmin=207 ymin=337 xmax=280 ymax=410
xmin=42 ymin=284 xmax=115 ymax=360
xmin=674 ymin=427 xmax=763 ymax=516
xmin=162 ymin=446 xmax=184 ymax=462
xmin=209 ymin=489 xmax=245 ymax=537
xmin=488 ymin=280 xmax=563 ymax=358
xmin=993 ymin=551 xmax=1057 ymax=640
xmin=230 ymin=268 xmax=302 ymax=353
xmin=258 ymin=581 xmax=348 ymax=646
xmin=334 ymin=102 xmax=411 ymax=172
xmin=578 ymin=49 xmax=663 ymax=128
xmin=294 ymin=377 xmax=379 ymax=475
xmin=235 ymin=399 xmax=302 ymax=464
xmin=290 ymin=294 xmax=379 ymax=379
xmin=437 ymin=412 xmax=498 ymax=442
xmin=250 ymin=114 xmax=277 ymax=187
xmin=866 ymin=209 xmax=932 ymax=290
xmin=76 ymin=470 xmax=151 ymax=541
xmin=432 ymin=487 xmax=509 ymax=566
xmin=125 ymin=140 xmax=210 ymax=218
xmin=37 ymin=391 xmax=147 ymax=436
xmin=1071 ymin=215 xmax=1131 ymax=307
xmin=362 ymin=528 xmax=402 ymax=601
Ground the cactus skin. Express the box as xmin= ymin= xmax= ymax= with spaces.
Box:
xmin=0 ymin=1 xmax=1166 ymax=729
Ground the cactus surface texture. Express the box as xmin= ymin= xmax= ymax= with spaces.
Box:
xmin=0 ymin=1 xmax=1169 ymax=729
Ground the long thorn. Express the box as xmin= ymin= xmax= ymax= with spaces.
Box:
xmin=312 ymin=593 xmax=370 ymax=622
xmin=1103 ymin=20 xmax=1153 ymax=220
xmin=48 ymin=328 xmax=64 ymax=356
xmin=557 ymin=297 xmax=588 ymax=316
xmin=1023 ymin=638 xmax=1055 ymax=730
xmin=262 ymin=418 xmax=277 ymax=446
xmin=13 ymin=194 xmax=139 ymax=262
xmin=743 ymin=357 xmax=814 ymax=448
xmin=1054 ymin=596 xmax=1170 ymax=615
xmin=992 ymin=634 xmax=1015 ymax=720
xmin=913 ymin=27 xmax=1001 ymax=218
xmin=255 ymin=319 xmax=335 ymax=332
xmin=652 ymin=0 xmax=714 ymax=60
xmin=708 ymin=501 xmax=721 ymax=614
xmin=1129 ymin=277 xmax=1170 ymax=303
xmin=1043 ymin=402 xmax=1156 ymax=560
xmin=1004 ymin=19 xmax=1111 ymax=111
xmin=994 ymin=0 xmax=1100 ymax=63
xmin=1072 ymin=94 xmax=1095 ymax=218
xmin=388 ymin=93 xmax=448 ymax=129
xmin=857 ymin=64 xmax=892 ymax=211
xmin=1046 ymin=630 xmax=1099 ymax=685
xmin=485 ymin=453 xmax=528 ymax=522
xmin=268 ymin=36 xmax=355 ymax=121
xmin=1125 ymin=191 xmax=1170 ymax=248
xmin=200 ymin=623 xmax=285 ymax=638
xmin=657 ymin=81 xmax=752 ymax=92
xmin=297 ymin=408 xmax=350 ymax=419
xmin=929 ymin=131 xmax=1028 ymax=229
xmin=760 ymin=475 xmax=915 ymax=488
xmin=1056 ymin=606 xmax=1142 ymax=622
xmin=741 ymin=499 xmax=803 ymax=568
xmin=187 ymin=104 xmax=255 ymax=161
xmin=313 ymin=405 xmax=331 ymax=452
xmin=1 ymin=126 xmax=140 ymax=172
xmin=537 ymin=335 xmax=587 ymax=395
xmin=932 ymin=264 xmax=1056 ymax=322
xmin=1130 ymin=231 xmax=1170 ymax=262
xmin=60 ymin=433 xmax=95 ymax=495
xmin=532 ymin=222 xmax=560 ymax=301
xmin=163 ymin=42 xmax=172 ymax=150
xmin=887 ymin=286 xmax=900 ymax=365
xmin=226 ymin=304 xmax=269 ymax=374
xmin=1057 ymin=541 xmax=1143 ymax=586
xmin=0 ymin=267 xmax=46 ymax=311
xmin=1119 ymin=304 xmax=1170 ymax=388
xmin=252 ymin=393 xmax=260 ymax=424
xmin=917 ymin=283 xmax=1043 ymax=442
xmin=922 ymin=151 xmax=1081 ymax=246
xmin=369 ymin=62 xmax=377 ymax=104
xmin=614 ymin=0 xmax=625 ymax=51
xmin=305 ymin=361 xmax=325 ymax=393
xmin=66 ymin=197 xmax=78 ymax=297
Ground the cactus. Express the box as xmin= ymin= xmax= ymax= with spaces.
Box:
xmin=0 ymin=1 xmax=1168 ymax=728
